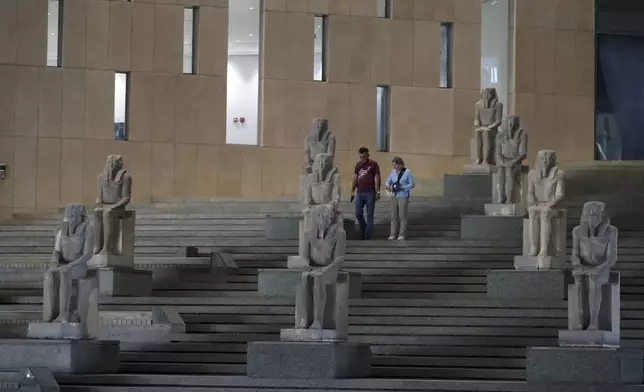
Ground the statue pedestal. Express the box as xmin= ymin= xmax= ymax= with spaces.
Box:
xmin=265 ymin=215 xmax=300 ymax=240
xmin=460 ymin=215 xmax=523 ymax=240
xmin=484 ymin=203 xmax=525 ymax=217
xmin=258 ymin=269 xmax=362 ymax=298
xmin=443 ymin=174 xmax=492 ymax=200
xmin=281 ymin=328 xmax=343 ymax=342
xmin=0 ymin=339 xmax=120 ymax=373
xmin=246 ymin=341 xmax=371 ymax=379
xmin=27 ymin=322 xmax=89 ymax=340
xmin=94 ymin=267 xmax=153 ymax=297
xmin=463 ymin=163 xmax=495 ymax=175
xmin=558 ymin=329 xmax=619 ymax=347
xmin=526 ymin=347 xmax=643 ymax=384
xmin=487 ymin=269 xmax=566 ymax=300
xmin=514 ymin=255 xmax=567 ymax=270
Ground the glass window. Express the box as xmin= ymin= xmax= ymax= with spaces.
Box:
xmin=114 ymin=73 xmax=129 ymax=141
xmin=377 ymin=0 xmax=391 ymax=18
xmin=377 ymin=86 xmax=390 ymax=152
xmin=594 ymin=0 xmax=644 ymax=160
xmin=183 ymin=7 xmax=198 ymax=74
xmin=47 ymin=0 xmax=61 ymax=67
xmin=314 ymin=15 xmax=328 ymax=82
xmin=439 ymin=23 xmax=453 ymax=89
xmin=481 ymin=0 xmax=509 ymax=108
xmin=226 ymin=0 xmax=260 ymax=145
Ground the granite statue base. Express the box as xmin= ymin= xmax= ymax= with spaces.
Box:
xmin=460 ymin=215 xmax=523 ymax=240
xmin=247 ymin=341 xmax=371 ymax=379
xmin=559 ymin=329 xmax=619 ymax=347
xmin=484 ymin=203 xmax=525 ymax=217
xmin=258 ymin=269 xmax=362 ymax=298
xmin=281 ymin=328 xmax=344 ymax=342
xmin=514 ymin=255 xmax=567 ymax=270
xmin=95 ymin=267 xmax=153 ymax=297
xmin=527 ymin=346 xmax=643 ymax=383
xmin=265 ymin=216 xmax=300 ymax=240
xmin=486 ymin=270 xmax=566 ymax=300
xmin=27 ymin=322 xmax=88 ymax=340
xmin=0 ymin=339 xmax=120 ymax=374
xmin=463 ymin=163 xmax=495 ymax=175
xmin=443 ymin=174 xmax=492 ymax=200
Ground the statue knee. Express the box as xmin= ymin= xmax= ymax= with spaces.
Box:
xmin=528 ymin=208 xmax=538 ymax=219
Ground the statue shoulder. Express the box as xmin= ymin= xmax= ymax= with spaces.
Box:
xmin=607 ymin=225 xmax=618 ymax=238
xmin=572 ymin=225 xmax=580 ymax=236
xmin=528 ymin=169 xmax=538 ymax=180
xmin=553 ymin=168 xmax=565 ymax=180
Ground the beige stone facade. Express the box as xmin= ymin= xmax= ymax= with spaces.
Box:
xmin=0 ymin=0 xmax=595 ymax=216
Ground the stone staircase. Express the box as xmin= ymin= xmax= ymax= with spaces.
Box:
xmin=0 ymin=196 xmax=644 ymax=391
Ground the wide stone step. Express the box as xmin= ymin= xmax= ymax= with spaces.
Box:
xmin=55 ymin=375 xmax=535 ymax=392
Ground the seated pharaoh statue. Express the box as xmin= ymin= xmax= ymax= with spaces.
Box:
xmin=526 ymin=150 xmax=565 ymax=257
xmin=303 ymin=118 xmax=336 ymax=175
xmin=43 ymin=204 xmax=95 ymax=324
xmin=293 ymin=204 xmax=347 ymax=338
xmin=494 ymin=115 xmax=527 ymax=205
xmin=570 ymin=201 xmax=618 ymax=332
xmin=303 ymin=153 xmax=341 ymax=210
xmin=91 ymin=155 xmax=134 ymax=267
xmin=472 ymin=87 xmax=503 ymax=166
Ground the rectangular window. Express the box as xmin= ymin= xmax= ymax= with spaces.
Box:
xmin=226 ymin=0 xmax=260 ymax=145
xmin=481 ymin=0 xmax=509 ymax=107
xmin=114 ymin=72 xmax=129 ymax=141
xmin=439 ymin=23 xmax=453 ymax=88
xmin=314 ymin=15 xmax=328 ymax=81
xmin=377 ymin=0 xmax=391 ymax=18
xmin=46 ymin=0 xmax=62 ymax=67
xmin=376 ymin=86 xmax=390 ymax=152
xmin=183 ymin=7 xmax=198 ymax=74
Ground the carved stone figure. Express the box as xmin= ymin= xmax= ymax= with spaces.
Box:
xmin=303 ymin=118 xmax=336 ymax=174
xmin=93 ymin=155 xmax=132 ymax=255
xmin=43 ymin=204 xmax=94 ymax=323
xmin=303 ymin=153 xmax=341 ymax=208
xmin=494 ymin=115 xmax=527 ymax=204
xmin=570 ymin=201 xmax=618 ymax=331
xmin=473 ymin=88 xmax=504 ymax=165
xmin=294 ymin=204 xmax=346 ymax=331
xmin=527 ymin=150 xmax=565 ymax=256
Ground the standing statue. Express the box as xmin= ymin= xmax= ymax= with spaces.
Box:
xmin=527 ymin=150 xmax=565 ymax=256
xmin=93 ymin=155 xmax=132 ymax=255
xmin=303 ymin=118 xmax=336 ymax=174
xmin=43 ymin=204 xmax=94 ymax=323
xmin=473 ymin=88 xmax=504 ymax=165
xmin=570 ymin=201 xmax=618 ymax=331
xmin=295 ymin=204 xmax=346 ymax=330
xmin=494 ymin=115 xmax=527 ymax=204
